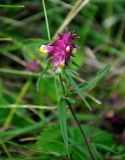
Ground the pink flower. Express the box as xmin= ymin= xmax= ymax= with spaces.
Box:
xmin=39 ymin=31 xmax=78 ymax=72
xmin=26 ymin=60 xmax=40 ymax=72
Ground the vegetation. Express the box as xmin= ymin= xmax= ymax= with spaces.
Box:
xmin=0 ymin=0 xmax=125 ymax=160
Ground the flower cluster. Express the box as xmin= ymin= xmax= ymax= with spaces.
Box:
xmin=39 ymin=31 xmax=78 ymax=72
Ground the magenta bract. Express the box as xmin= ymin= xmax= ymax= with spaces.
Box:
xmin=39 ymin=31 xmax=78 ymax=72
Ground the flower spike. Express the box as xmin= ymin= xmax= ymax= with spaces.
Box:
xmin=39 ymin=31 xmax=79 ymax=72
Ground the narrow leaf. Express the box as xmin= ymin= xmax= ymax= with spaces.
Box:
xmin=65 ymin=71 xmax=92 ymax=110
xmin=71 ymin=60 xmax=80 ymax=68
xmin=79 ymin=64 xmax=111 ymax=91
xmin=0 ymin=4 xmax=25 ymax=8
xmin=58 ymin=98 xmax=70 ymax=157
xmin=65 ymin=97 xmax=76 ymax=104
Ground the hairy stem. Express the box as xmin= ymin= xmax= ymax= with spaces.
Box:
xmin=59 ymin=74 xmax=95 ymax=160
xmin=67 ymin=100 xmax=95 ymax=160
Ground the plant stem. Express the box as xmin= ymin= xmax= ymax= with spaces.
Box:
xmin=59 ymin=74 xmax=95 ymax=160
xmin=67 ymin=100 xmax=95 ymax=160
xmin=42 ymin=0 xmax=51 ymax=40
xmin=42 ymin=0 xmax=94 ymax=159
xmin=59 ymin=74 xmax=65 ymax=93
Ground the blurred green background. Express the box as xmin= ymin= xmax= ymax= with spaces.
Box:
xmin=0 ymin=0 xmax=125 ymax=160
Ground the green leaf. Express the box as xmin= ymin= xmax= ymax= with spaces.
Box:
xmin=58 ymin=98 xmax=70 ymax=157
xmin=69 ymin=124 xmax=115 ymax=155
xmin=91 ymin=143 xmax=102 ymax=160
xmin=94 ymin=143 xmax=115 ymax=153
xmin=42 ymin=141 xmax=67 ymax=156
xmin=93 ymin=130 xmax=114 ymax=145
xmin=0 ymin=79 xmax=7 ymax=104
xmin=71 ymin=60 xmax=80 ymax=68
xmin=65 ymin=97 xmax=76 ymax=104
xmin=37 ymin=124 xmax=67 ymax=156
xmin=0 ymin=115 xmax=54 ymax=137
xmin=66 ymin=68 xmax=79 ymax=78
xmin=36 ymin=62 xmax=50 ymax=92
xmin=38 ymin=125 xmax=61 ymax=145
xmin=65 ymin=71 xmax=92 ymax=110
xmin=72 ymin=149 xmax=87 ymax=160
xmin=79 ymin=64 xmax=111 ymax=92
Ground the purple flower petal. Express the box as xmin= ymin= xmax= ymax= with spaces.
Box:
xmin=39 ymin=31 xmax=79 ymax=72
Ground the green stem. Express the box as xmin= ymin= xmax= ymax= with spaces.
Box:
xmin=59 ymin=74 xmax=95 ymax=160
xmin=59 ymin=74 xmax=65 ymax=93
xmin=0 ymin=138 xmax=13 ymax=160
xmin=67 ymin=101 xmax=95 ymax=160
xmin=42 ymin=0 xmax=51 ymax=40
xmin=54 ymin=75 xmax=59 ymax=102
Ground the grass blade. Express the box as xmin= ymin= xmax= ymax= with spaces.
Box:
xmin=58 ymin=97 xmax=70 ymax=158
xmin=79 ymin=64 xmax=111 ymax=91
xmin=0 ymin=104 xmax=56 ymax=110
xmin=0 ymin=4 xmax=25 ymax=8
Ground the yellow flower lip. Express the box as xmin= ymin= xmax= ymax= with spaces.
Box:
xmin=39 ymin=45 xmax=47 ymax=53
xmin=58 ymin=63 xmax=65 ymax=68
